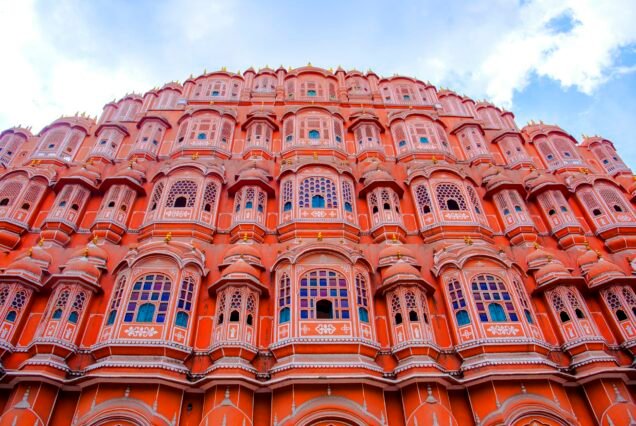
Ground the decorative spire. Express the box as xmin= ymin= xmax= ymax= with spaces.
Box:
xmin=165 ymin=232 xmax=172 ymax=243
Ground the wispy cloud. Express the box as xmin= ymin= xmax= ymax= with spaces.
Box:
xmin=0 ymin=0 xmax=635 ymax=136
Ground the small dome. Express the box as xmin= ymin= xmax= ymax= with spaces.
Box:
xmin=64 ymin=257 xmax=102 ymax=282
xmin=586 ymin=258 xmax=626 ymax=283
xmin=224 ymin=244 xmax=262 ymax=261
xmin=363 ymin=168 xmax=395 ymax=183
xmin=381 ymin=261 xmax=422 ymax=282
xmin=526 ymin=246 xmax=555 ymax=269
xmin=578 ymin=248 xmax=601 ymax=270
xmin=70 ymin=241 xmax=108 ymax=265
xmin=221 ymin=258 xmax=260 ymax=279
xmin=5 ymin=256 xmax=42 ymax=278
xmin=534 ymin=262 xmax=570 ymax=283
xmin=378 ymin=244 xmax=415 ymax=262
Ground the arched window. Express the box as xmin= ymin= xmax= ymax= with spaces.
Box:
xmin=355 ymin=274 xmax=369 ymax=323
xmin=137 ymin=303 xmax=155 ymax=322
xmin=436 ymin=183 xmax=467 ymax=211
xmin=282 ymin=180 xmax=293 ymax=213
xmin=311 ymin=195 xmax=325 ymax=208
xmin=604 ymin=287 xmax=636 ymax=324
xmin=308 ymin=130 xmax=320 ymax=139
xmin=299 ymin=269 xmax=349 ymax=320
xmin=456 ymin=310 xmax=470 ymax=326
xmin=123 ymin=274 xmax=172 ymax=323
xmin=52 ymin=289 xmax=70 ymax=320
xmin=279 ymin=307 xmax=290 ymax=323
xmin=316 ymin=300 xmax=333 ymax=319
xmin=299 ymin=177 xmax=338 ymax=209
xmin=166 ymin=180 xmax=197 ymax=208
xmin=175 ymin=275 xmax=195 ymax=327
xmin=415 ymin=184 xmax=432 ymax=214
xmin=448 ymin=278 xmax=470 ymax=326
xmin=342 ymin=181 xmax=354 ymax=214
xmin=471 ymin=274 xmax=518 ymax=322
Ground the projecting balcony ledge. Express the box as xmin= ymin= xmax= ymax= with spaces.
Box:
xmin=419 ymin=222 xmax=494 ymax=244
xmin=391 ymin=340 xmax=442 ymax=361
xmin=207 ymin=341 xmax=259 ymax=362
xmin=277 ymin=220 xmax=360 ymax=243
xmin=27 ymin=337 xmax=78 ymax=359
xmin=267 ymin=352 xmax=384 ymax=380
xmin=269 ymin=338 xmax=380 ymax=360
xmin=455 ymin=337 xmax=552 ymax=359
xmin=90 ymin=339 xmax=191 ymax=361
xmin=138 ymin=220 xmax=216 ymax=243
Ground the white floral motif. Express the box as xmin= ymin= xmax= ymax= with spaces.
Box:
xmin=486 ymin=325 xmax=520 ymax=336
xmin=316 ymin=324 xmax=336 ymax=335
xmin=125 ymin=326 xmax=158 ymax=337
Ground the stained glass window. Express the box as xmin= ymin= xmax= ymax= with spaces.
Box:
xmin=471 ymin=274 xmax=517 ymax=322
xmin=124 ymin=274 xmax=172 ymax=323
xmin=299 ymin=270 xmax=349 ymax=320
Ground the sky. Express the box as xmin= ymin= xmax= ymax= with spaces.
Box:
xmin=1 ymin=0 xmax=635 ymax=167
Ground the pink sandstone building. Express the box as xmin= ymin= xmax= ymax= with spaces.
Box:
xmin=0 ymin=65 xmax=633 ymax=425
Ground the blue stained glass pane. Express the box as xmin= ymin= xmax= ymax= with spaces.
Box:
xmin=457 ymin=290 xmax=463 ymax=297
xmin=300 ymin=289 xmax=307 ymax=297
xmin=479 ymin=313 xmax=489 ymax=322
xmin=301 ymin=310 xmax=308 ymax=319
xmin=157 ymin=314 xmax=165 ymax=323
xmin=460 ymin=300 xmax=466 ymax=307
xmin=161 ymin=293 xmax=170 ymax=301
xmin=309 ymin=289 xmax=316 ymax=297
xmin=133 ymin=283 xmax=141 ymax=290
xmin=510 ymin=313 xmax=519 ymax=321
xmin=484 ymin=294 xmax=491 ymax=300
xmin=301 ymin=279 xmax=307 ymax=286
xmin=131 ymin=292 xmax=139 ymax=300
xmin=151 ymin=293 xmax=159 ymax=301
xmin=127 ymin=303 xmax=136 ymax=310
xmin=124 ymin=313 xmax=134 ymax=322
xmin=340 ymin=289 xmax=347 ymax=297
xmin=341 ymin=300 xmax=348 ymax=308
xmin=159 ymin=303 xmax=168 ymax=312
xmin=503 ymin=293 xmax=510 ymax=300
xmin=342 ymin=310 xmax=350 ymax=319
xmin=310 ymin=278 xmax=317 ymax=286
xmin=319 ymin=278 xmax=327 ymax=286
xmin=141 ymin=293 xmax=149 ymax=300
xmin=178 ymin=301 xmax=184 ymax=309
xmin=452 ymin=301 xmax=458 ymax=310
xmin=493 ymin=293 xmax=501 ymax=300
xmin=330 ymin=289 xmax=337 ymax=297
xmin=143 ymin=282 xmax=152 ymax=290
xmin=185 ymin=302 xmax=191 ymax=311
xmin=480 ymin=283 xmax=487 ymax=290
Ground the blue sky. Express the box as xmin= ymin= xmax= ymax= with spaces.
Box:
xmin=1 ymin=0 xmax=636 ymax=167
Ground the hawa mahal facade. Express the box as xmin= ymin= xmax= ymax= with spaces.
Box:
xmin=0 ymin=65 xmax=635 ymax=426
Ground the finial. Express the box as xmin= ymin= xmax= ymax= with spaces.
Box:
xmin=83 ymin=246 xmax=90 ymax=257
xmin=221 ymin=66 xmax=227 ymax=72
xmin=92 ymin=235 xmax=98 ymax=245
xmin=464 ymin=236 xmax=473 ymax=245
xmin=307 ymin=61 xmax=312 ymax=67
xmin=165 ymin=232 xmax=172 ymax=243
xmin=396 ymin=250 xmax=402 ymax=260
xmin=243 ymin=233 xmax=248 ymax=242
xmin=27 ymin=247 xmax=33 ymax=257
xmin=392 ymin=233 xmax=398 ymax=242
xmin=317 ymin=232 xmax=323 ymax=241
xmin=191 ymin=152 xmax=199 ymax=160
xmin=533 ymin=241 xmax=540 ymax=250
xmin=38 ymin=237 xmax=44 ymax=246
xmin=313 ymin=151 xmax=318 ymax=160
xmin=431 ymin=156 xmax=438 ymax=164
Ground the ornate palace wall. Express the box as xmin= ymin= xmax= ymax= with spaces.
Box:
xmin=0 ymin=65 xmax=634 ymax=425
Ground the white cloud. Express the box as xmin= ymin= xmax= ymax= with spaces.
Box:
xmin=0 ymin=0 xmax=635 ymax=133
xmin=417 ymin=0 xmax=636 ymax=106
